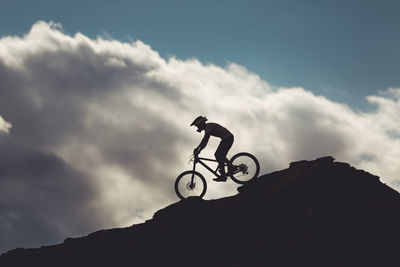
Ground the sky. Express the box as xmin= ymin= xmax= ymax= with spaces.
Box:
xmin=1 ymin=0 xmax=400 ymax=254
xmin=1 ymin=0 xmax=400 ymax=108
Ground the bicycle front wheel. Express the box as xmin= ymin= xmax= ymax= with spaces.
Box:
xmin=175 ymin=171 xmax=207 ymax=200
xmin=229 ymin=152 xmax=260 ymax=184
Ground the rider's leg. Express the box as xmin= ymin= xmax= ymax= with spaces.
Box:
xmin=213 ymin=158 xmax=227 ymax=182
xmin=213 ymin=135 xmax=234 ymax=182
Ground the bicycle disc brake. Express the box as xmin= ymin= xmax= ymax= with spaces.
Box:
xmin=239 ymin=164 xmax=248 ymax=174
xmin=186 ymin=182 xmax=195 ymax=190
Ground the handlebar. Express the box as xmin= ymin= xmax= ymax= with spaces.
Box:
xmin=188 ymin=153 xmax=199 ymax=164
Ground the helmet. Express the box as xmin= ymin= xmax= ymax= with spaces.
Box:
xmin=190 ymin=116 xmax=208 ymax=127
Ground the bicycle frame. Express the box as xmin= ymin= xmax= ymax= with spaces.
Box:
xmin=192 ymin=155 xmax=233 ymax=179
xmin=193 ymin=156 xmax=220 ymax=177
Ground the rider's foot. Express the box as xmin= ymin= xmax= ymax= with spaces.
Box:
xmin=213 ymin=176 xmax=227 ymax=182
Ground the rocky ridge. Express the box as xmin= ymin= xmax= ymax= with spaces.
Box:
xmin=1 ymin=156 xmax=400 ymax=266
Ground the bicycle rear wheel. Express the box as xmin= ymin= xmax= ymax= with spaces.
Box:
xmin=229 ymin=152 xmax=260 ymax=184
xmin=175 ymin=171 xmax=207 ymax=200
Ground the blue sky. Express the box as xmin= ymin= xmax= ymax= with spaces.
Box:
xmin=1 ymin=0 xmax=399 ymax=109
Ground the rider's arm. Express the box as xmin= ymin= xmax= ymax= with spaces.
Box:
xmin=195 ymin=133 xmax=210 ymax=154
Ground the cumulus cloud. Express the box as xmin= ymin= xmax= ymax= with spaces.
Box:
xmin=0 ymin=138 xmax=100 ymax=251
xmin=0 ymin=115 xmax=11 ymax=133
xmin=0 ymin=21 xmax=399 ymax=253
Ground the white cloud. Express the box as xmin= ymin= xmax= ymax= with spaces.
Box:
xmin=1 ymin=21 xmax=400 ymax=253
xmin=0 ymin=115 xmax=11 ymax=133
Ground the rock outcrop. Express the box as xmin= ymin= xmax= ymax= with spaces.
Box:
xmin=1 ymin=156 xmax=400 ymax=266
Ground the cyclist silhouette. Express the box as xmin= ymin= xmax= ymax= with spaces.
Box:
xmin=191 ymin=116 xmax=234 ymax=182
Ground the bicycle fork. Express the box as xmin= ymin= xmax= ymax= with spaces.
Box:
xmin=190 ymin=161 xmax=198 ymax=188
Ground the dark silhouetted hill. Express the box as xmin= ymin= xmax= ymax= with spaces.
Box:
xmin=1 ymin=156 xmax=400 ymax=267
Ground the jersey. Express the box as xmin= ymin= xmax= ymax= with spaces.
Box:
xmin=204 ymin=123 xmax=233 ymax=139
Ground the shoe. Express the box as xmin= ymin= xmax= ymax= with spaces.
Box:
xmin=213 ymin=176 xmax=227 ymax=182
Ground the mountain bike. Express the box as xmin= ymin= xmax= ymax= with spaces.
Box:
xmin=174 ymin=152 xmax=260 ymax=199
